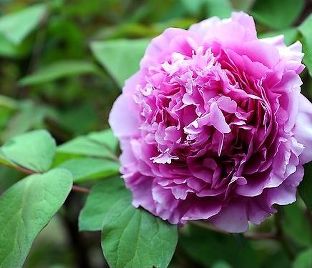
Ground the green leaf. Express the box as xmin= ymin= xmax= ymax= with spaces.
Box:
xmin=19 ymin=60 xmax=99 ymax=86
xmin=231 ymin=0 xmax=255 ymax=11
xmin=180 ymin=225 xmax=260 ymax=268
xmin=283 ymin=202 xmax=312 ymax=247
xmin=57 ymin=129 xmax=117 ymax=160
xmin=0 ymin=33 xmax=19 ymax=57
xmin=262 ymin=250 xmax=291 ymax=268
xmin=212 ymin=261 xmax=232 ymax=268
xmin=0 ymin=95 xmax=18 ymax=111
xmin=299 ymin=163 xmax=312 ymax=210
xmin=87 ymin=129 xmax=118 ymax=152
xmin=0 ymin=168 xmax=73 ymax=268
xmin=1 ymin=130 xmax=56 ymax=172
xmin=0 ymin=165 xmax=23 ymax=194
xmin=180 ymin=0 xmax=204 ymax=15
xmin=298 ymin=15 xmax=312 ymax=77
xmin=0 ymin=151 xmax=11 ymax=167
xmin=293 ymin=248 xmax=312 ymax=268
xmin=91 ymin=39 xmax=149 ymax=87
xmin=101 ymin=205 xmax=178 ymax=268
xmin=0 ymin=33 xmax=31 ymax=58
xmin=1 ymin=100 xmax=57 ymax=142
xmin=79 ymin=177 xmax=129 ymax=231
xmin=180 ymin=0 xmax=232 ymax=17
xmin=252 ymin=0 xmax=304 ymax=30
xmin=79 ymin=177 xmax=178 ymax=268
xmin=205 ymin=0 xmax=232 ymax=18
xmin=0 ymin=4 xmax=47 ymax=45
xmin=59 ymin=157 xmax=119 ymax=183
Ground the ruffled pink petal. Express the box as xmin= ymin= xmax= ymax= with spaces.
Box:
xmin=109 ymin=74 xmax=141 ymax=138
xmin=294 ymin=95 xmax=312 ymax=164
xmin=190 ymin=12 xmax=257 ymax=44
xmin=210 ymin=201 xmax=249 ymax=233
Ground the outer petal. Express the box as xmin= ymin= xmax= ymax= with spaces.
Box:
xmin=294 ymin=95 xmax=312 ymax=164
xmin=190 ymin=12 xmax=257 ymax=43
xmin=140 ymin=28 xmax=198 ymax=68
xmin=267 ymin=165 xmax=304 ymax=206
xmin=182 ymin=199 xmax=222 ymax=222
xmin=261 ymin=35 xmax=304 ymax=74
xmin=109 ymin=74 xmax=141 ymax=138
xmin=247 ymin=200 xmax=272 ymax=225
xmin=210 ymin=201 xmax=249 ymax=233
xmin=128 ymin=173 xmax=156 ymax=211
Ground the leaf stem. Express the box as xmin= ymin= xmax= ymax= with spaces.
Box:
xmin=243 ymin=231 xmax=276 ymax=240
xmin=72 ymin=185 xmax=90 ymax=194
xmin=190 ymin=221 xmax=276 ymax=240
xmin=14 ymin=165 xmax=36 ymax=175
xmin=0 ymin=161 xmax=90 ymax=194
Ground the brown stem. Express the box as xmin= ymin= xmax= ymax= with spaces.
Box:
xmin=13 ymin=165 xmax=36 ymax=175
xmin=72 ymin=185 xmax=90 ymax=194
xmin=244 ymin=231 xmax=276 ymax=240
xmin=0 ymin=162 xmax=90 ymax=194
xmin=191 ymin=221 xmax=228 ymax=234
xmin=191 ymin=221 xmax=277 ymax=240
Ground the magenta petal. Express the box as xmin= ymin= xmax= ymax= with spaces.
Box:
xmin=109 ymin=94 xmax=139 ymax=138
xmin=294 ymin=95 xmax=312 ymax=164
xmin=210 ymin=202 xmax=249 ymax=233
xmin=109 ymin=74 xmax=141 ymax=138
xmin=247 ymin=200 xmax=272 ymax=225
xmin=182 ymin=200 xmax=221 ymax=221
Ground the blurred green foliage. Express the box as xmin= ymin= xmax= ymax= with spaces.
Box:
xmin=0 ymin=0 xmax=312 ymax=267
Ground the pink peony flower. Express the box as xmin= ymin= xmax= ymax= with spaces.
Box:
xmin=109 ymin=12 xmax=312 ymax=232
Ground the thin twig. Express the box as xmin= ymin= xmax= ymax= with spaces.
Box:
xmin=0 ymin=161 xmax=90 ymax=194
xmin=13 ymin=165 xmax=36 ymax=175
xmin=191 ymin=221 xmax=228 ymax=234
xmin=244 ymin=231 xmax=276 ymax=240
xmin=72 ymin=185 xmax=90 ymax=194
xmin=0 ymin=160 xmax=37 ymax=175
xmin=191 ymin=221 xmax=277 ymax=240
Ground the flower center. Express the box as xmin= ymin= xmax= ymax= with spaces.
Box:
xmin=136 ymin=47 xmax=268 ymax=167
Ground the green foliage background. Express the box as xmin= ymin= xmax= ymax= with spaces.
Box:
xmin=0 ymin=0 xmax=312 ymax=267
